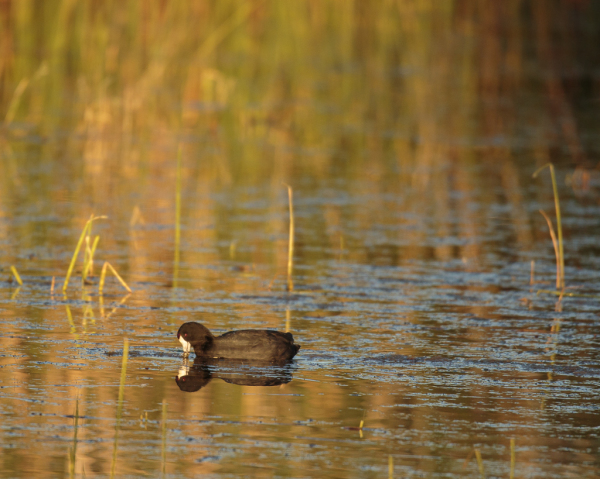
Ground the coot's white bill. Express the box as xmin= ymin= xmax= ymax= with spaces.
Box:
xmin=179 ymin=335 xmax=192 ymax=353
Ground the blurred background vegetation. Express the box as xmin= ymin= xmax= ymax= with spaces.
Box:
xmin=1 ymin=0 xmax=598 ymax=177
xmin=0 ymin=0 xmax=599 ymax=278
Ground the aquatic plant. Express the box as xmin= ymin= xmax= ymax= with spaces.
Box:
xmin=9 ymin=265 xmax=22 ymax=286
xmin=285 ymin=184 xmax=294 ymax=292
xmin=533 ymin=163 xmax=564 ymax=290
xmin=63 ymin=215 xmax=131 ymax=295
xmin=173 ymin=146 xmax=183 ymax=288
xmin=162 ymin=399 xmax=168 ymax=476
xmin=63 ymin=215 xmax=106 ymax=293
xmin=510 ymin=438 xmax=516 ymax=479
xmin=474 ymin=448 xmax=485 ymax=478
xmin=99 ymin=262 xmax=132 ymax=295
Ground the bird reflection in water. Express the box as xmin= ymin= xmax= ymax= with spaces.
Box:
xmin=175 ymin=357 xmax=295 ymax=393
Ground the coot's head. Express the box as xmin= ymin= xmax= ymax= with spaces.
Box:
xmin=177 ymin=322 xmax=214 ymax=353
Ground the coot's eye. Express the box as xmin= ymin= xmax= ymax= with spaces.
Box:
xmin=184 ymin=333 xmax=188 ymax=337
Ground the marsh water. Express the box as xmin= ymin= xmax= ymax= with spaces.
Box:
xmin=2 ymin=2 xmax=600 ymax=478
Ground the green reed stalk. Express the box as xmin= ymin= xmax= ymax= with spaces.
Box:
xmin=110 ymin=338 xmax=129 ymax=479
xmin=173 ymin=146 xmax=182 ymax=288
xmin=10 ymin=265 xmax=23 ymax=286
xmin=284 ymin=184 xmax=294 ymax=292
xmin=533 ymin=163 xmax=564 ymax=289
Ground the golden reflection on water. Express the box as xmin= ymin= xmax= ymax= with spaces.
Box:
xmin=1 ymin=1 xmax=600 ymax=477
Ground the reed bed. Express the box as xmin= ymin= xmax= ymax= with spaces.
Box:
xmin=0 ymin=1 xmax=594 ymax=289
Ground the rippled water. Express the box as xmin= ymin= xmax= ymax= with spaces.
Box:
xmin=2 ymin=2 xmax=600 ymax=475
xmin=2 ymin=164 xmax=600 ymax=478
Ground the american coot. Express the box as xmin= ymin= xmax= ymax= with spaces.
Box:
xmin=177 ymin=322 xmax=301 ymax=362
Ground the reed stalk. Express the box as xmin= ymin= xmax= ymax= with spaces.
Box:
xmin=173 ymin=145 xmax=182 ymax=288
xmin=388 ymin=455 xmax=393 ymax=479
xmin=4 ymin=61 xmax=47 ymax=124
xmin=530 ymin=260 xmax=535 ymax=285
xmin=474 ymin=448 xmax=485 ymax=479
xmin=162 ymin=399 xmax=168 ymax=477
xmin=99 ymin=262 xmax=132 ymax=295
xmin=539 ymin=210 xmax=560 ymax=290
xmin=10 ymin=265 xmax=23 ymax=286
xmin=509 ymin=438 xmax=515 ymax=479
xmin=64 ymin=215 xmax=106 ymax=293
xmin=533 ymin=163 xmax=565 ymax=289
xmin=284 ymin=184 xmax=294 ymax=292
xmin=82 ymin=234 xmax=100 ymax=286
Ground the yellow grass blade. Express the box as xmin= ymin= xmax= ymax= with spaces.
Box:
xmin=10 ymin=265 xmax=23 ymax=286
xmin=99 ymin=262 xmax=132 ymax=294
xmin=64 ymin=215 xmax=107 ymax=293
xmin=284 ymin=184 xmax=294 ymax=292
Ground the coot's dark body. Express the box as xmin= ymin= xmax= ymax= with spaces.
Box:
xmin=177 ymin=322 xmax=300 ymax=362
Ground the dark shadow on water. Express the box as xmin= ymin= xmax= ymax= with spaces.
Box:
xmin=175 ymin=357 xmax=295 ymax=393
